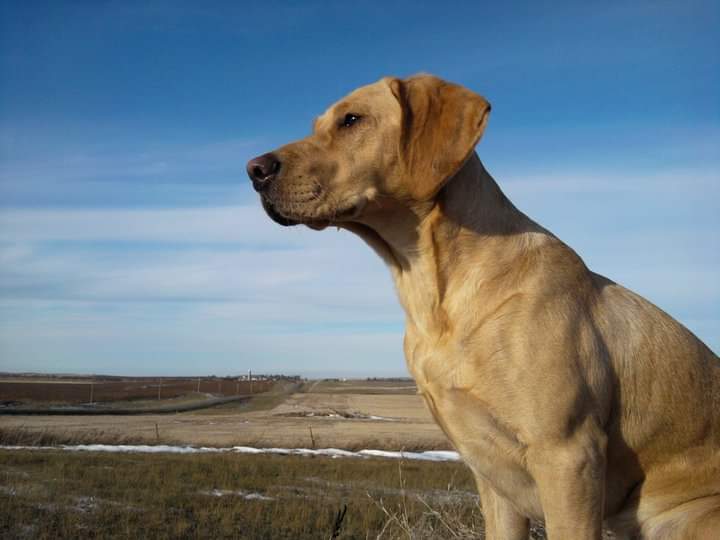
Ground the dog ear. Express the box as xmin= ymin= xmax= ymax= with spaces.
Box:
xmin=387 ymin=75 xmax=491 ymax=201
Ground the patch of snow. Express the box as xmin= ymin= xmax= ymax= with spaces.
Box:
xmin=0 ymin=444 xmax=461 ymax=462
xmin=229 ymin=446 xmax=264 ymax=454
xmin=359 ymin=449 xmax=461 ymax=462
xmin=200 ymin=489 xmax=273 ymax=500
xmin=0 ymin=485 xmax=17 ymax=496
xmin=244 ymin=492 xmax=273 ymax=500
xmin=74 ymin=496 xmax=99 ymax=513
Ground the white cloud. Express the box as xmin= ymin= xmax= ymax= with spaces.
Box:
xmin=0 ymin=163 xmax=718 ymax=375
xmin=0 ymin=206 xmax=401 ymax=342
xmin=0 ymin=203 xmax=406 ymax=375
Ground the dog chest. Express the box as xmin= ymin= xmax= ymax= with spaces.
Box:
xmin=404 ymin=321 xmax=543 ymax=515
xmin=416 ymin=379 xmax=543 ymax=518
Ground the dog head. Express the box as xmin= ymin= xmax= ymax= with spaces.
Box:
xmin=246 ymin=74 xmax=491 ymax=229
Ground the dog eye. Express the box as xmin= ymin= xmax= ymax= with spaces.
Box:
xmin=339 ymin=113 xmax=361 ymax=128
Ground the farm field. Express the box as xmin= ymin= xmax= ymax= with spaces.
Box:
xmin=0 ymin=375 xmax=273 ymax=406
xmin=0 ymin=379 xmax=449 ymax=450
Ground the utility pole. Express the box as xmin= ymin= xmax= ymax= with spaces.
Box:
xmin=249 ymin=369 xmax=253 ymax=394
xmin=197 ymin=378 xmax=201 ymax=393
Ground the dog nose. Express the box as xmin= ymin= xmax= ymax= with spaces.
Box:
xmin=246 ymin=153 xmax=281 ymax=192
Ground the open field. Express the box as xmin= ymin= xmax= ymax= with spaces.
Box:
xmin=0 ymin=380 xmax=449 ymax=450
xmin=0 ymin=379 xmax=622 ymax=538
xmin=0 ymin=377 xmax=475 ymax=538
xmin=0 ymin=448 xmax=500 ymax=539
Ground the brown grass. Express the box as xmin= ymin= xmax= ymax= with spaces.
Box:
xmin=0 ymin=447 xmax=488 ymax=539
xmin=0 ymin=426 xmax=152 ymax=447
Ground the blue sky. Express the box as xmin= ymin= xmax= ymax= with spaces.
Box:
xmin=0 ymin=1 xmax=718 ymax=377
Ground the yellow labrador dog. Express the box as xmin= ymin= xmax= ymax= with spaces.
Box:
xmin=247 ymin=75 xmax=719 ymax=539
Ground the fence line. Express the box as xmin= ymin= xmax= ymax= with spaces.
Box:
xmin=0 ymin=380 xmax=273 ymax=404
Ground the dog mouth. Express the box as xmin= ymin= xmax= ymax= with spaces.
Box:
xmin=261 ymin=197 xmax=301 ymax=227
xmin=260 ymin=196 xmax=366 ymax=230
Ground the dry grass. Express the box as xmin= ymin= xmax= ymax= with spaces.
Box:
xmin=0 ymin=447 xmax=491 ymax=539
xmin=0 ymin=425 xmax=450 ymax=457
xmin=0 ymin=426 xmax=153 ymax=447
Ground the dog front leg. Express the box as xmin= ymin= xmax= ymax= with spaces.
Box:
xmin=476 ymin=476 xmax=529 ymax=540
xmin=526 ymin=434 xmax=606 ymax=540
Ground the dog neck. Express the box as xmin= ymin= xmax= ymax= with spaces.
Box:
xmin=348 ymin=153 xmax=540 ymax=270
xmin=342 ymin=153 xmax=546 ymax=341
